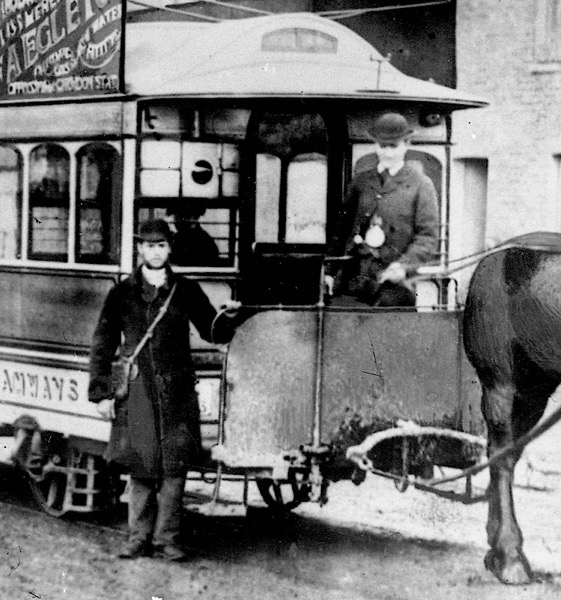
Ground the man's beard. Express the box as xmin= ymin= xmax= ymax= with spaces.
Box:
xmin=376 ymin=145 xmax=407 ymax=170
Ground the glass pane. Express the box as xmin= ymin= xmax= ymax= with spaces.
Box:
xmin=0 ymin=146 xmax=21 ymax=260
xmin=141 ymin=140 xmax=181 ymax=169
xmin=181 ymin=142 xmax=220 ymax=198
xmin=286 ymin=153 xmax=327 ymax=244
xmin=31 ymin=206 xmax=68 ymax=257
xmin=140 ymin=170 xmax=180 ymax=197
xmin=352 ymin=144 xmax=378 ymax=174
xmin=167 ymin=204 xmax=232 ymax=267
xmin=141 ymin=104 xmax=183 ymax=134
xmin=255 ymin=153 xmax=281 ymax=243
xmin=77 ymin=143 xmax=121 ymax=263
xmin=29 ymin=144 xmax=69 ymax=260
xmin=203 ymin=108 xmax=251 ymax=139
xmin=221 ymin=143 xmax=240 ymax=197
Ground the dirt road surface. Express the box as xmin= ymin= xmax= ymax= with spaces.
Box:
xmin=2 ymin=401 xmax=561 ymax=600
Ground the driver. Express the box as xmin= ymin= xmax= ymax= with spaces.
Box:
xmin=324 ymin=112 xmax=439 ymax=307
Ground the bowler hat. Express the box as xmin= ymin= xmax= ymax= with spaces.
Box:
xmin=368 ymin=113 xmax=414 ymax=141
xmin=135 ymin=219 xmax=172 ymax=242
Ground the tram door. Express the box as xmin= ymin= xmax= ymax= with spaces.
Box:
xmin=240 ymin=110 xmax=331 ymax=304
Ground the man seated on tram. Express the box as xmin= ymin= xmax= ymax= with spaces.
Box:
xmin=324 ymin=112 xmax=439 ymax=307
xmin=167 ymin=203 xmax=222 ymax=267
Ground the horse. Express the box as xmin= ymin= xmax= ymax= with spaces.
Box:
xmin=463 ymin=231 xmax=561 ymax=584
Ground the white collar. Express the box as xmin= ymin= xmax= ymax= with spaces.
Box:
xmin=377 ymin=161 xmax=404 ymax=177
xmin=141 ymin=265 xmax=167 ymax=288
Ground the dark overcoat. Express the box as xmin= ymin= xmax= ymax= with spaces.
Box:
xmin=88 ymin=267 xmax=234 ymax=478
xmin=326 ymin=160 xmax=439 ymax=299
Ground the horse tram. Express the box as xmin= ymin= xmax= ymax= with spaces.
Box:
xmin=0 ymin=9 xmax=492 ymax=521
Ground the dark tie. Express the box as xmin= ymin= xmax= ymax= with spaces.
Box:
xmin=379 ymin=169 xmax=389 ymax=187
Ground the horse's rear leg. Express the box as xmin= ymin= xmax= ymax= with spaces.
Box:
xmin=482 ymin=384 xmax=532 ymax=585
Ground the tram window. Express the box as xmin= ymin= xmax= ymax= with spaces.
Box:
xmin=255 ymin=154 xmax=281 ymax=243
xmin=286 ymin=153 xmax=327 ymax=244
xmin=0 ymin=145 xmax=22 ymax=260
xmin=138 ymin=139 xmax=240 ymax=267
xmin=202 ymin=108 xmax=251 ymax=140
xmin=28 ymin=144 xmax=70 ymax=261
xmin=76 ymin=144 xmax=121 ymax=264
xmin=255 ymin=151 xmax=327 ymax=245
xmin=140 ymin=140 xmax=181 ymax=197
xmin=141 ymin=104 xmax=251 ymax=140
xmin=253 ymin=112 xmax=328 ymax=246
xmin=352 ymin=144 xmax=443 ymax=202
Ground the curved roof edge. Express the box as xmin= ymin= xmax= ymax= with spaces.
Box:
xmin=125 ymin=12 xmax=487 ymax=110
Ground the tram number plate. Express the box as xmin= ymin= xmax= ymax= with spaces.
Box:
xmin=196 ymin=377 xmax=220 ymax=422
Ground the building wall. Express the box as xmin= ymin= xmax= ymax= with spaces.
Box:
xmin=453 ymin=0 xmax=561 ymax=251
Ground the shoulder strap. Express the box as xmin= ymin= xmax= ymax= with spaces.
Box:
xmin=127 ymin=282 xmax=178 ymax=363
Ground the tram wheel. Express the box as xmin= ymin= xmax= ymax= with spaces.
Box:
xmin=256 ymin=472 xmax=310 ymax=511
xmin=28 ymin=472 xmax=69 ymax=518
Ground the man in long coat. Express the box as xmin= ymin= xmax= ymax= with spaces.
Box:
xmin=325 ymin=112 xmax=439 ymax=307
xmin=89 ymin=219 xmax=239 ymax=561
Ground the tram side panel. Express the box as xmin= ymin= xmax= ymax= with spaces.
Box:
xmin=0 ymin=271 xmax=115 ymax=351
xmin=215 ymin=309 xmax=484 ymax=474
xmin=321 ymin=310 xmax=484 ymax=472
xmin=0 ymin=275 xmax=232 ymax=464
xmin=0 ymin=272 xmax=116 ymax=456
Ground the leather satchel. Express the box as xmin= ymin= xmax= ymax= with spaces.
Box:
xmin=110 ymin=283 xmax=177 ymax=401
xmin=111 ymin=356 xmax=139 ymax=401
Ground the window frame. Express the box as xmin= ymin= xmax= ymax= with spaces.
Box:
xmin=0 ymin=140 xmax=121 ymax=271
xmin=136 ymin=102 xmax=243 ymax=272
xmin=0 ymin=143 xmax=23 ymax=262
xmin=75 ymin=142 xmax=122 ymax=265
xmin=28 ymin=142 xmax=71 ymax=262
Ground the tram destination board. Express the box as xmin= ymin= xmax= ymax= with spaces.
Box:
xmin=0 ymin=0 xmax=123 ymax=100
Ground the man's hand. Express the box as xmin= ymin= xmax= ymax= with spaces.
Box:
xmin=379 ymin=262 xmax=407 ymax=284
xmin=97 ymin=399 xmax=116 ymax=421
xmin=324 ymin=275 xmax=335 ymax=296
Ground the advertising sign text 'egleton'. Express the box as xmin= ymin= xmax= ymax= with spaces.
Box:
xmin=0 ymin=0 xmax=123 ymax=99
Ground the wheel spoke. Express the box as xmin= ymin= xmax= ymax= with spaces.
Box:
xmin=28 ymin=473 xmax=68 ymax=517
xmin=256 ymin=471 xmax=310 ymax=511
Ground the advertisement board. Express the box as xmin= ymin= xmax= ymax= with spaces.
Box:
xmin=0 ymin=0 xmax=123 ymax=99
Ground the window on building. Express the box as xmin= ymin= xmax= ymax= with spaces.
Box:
xmin=0 ymin=145 xmax=22 ymax=260
xmin=535 ymin=0 xmax=561 ymax=62
xmin=29 ymin=143 xmax=70 ymax=261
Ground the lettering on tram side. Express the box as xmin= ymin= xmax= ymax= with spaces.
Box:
xmin=0 ymin=0 xmax=123 ymax=99
xmin=0 ymin=359 xmax=93 ymax=415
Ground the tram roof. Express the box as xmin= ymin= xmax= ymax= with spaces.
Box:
xmin=125 ymin=13 xmax=486 ymax=110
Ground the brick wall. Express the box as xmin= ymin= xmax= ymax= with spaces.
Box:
xmin=453 ymin=0 xmax=561 ymax=246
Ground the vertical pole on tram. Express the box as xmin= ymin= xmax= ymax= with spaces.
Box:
xmin=309 ymin=260 xmax=327 ymax=502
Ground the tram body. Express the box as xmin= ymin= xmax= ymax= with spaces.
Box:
xmin=0 ymin=12 xmax=487 ymax=513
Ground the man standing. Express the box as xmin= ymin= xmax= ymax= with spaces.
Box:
xmin=325 ymin=112 xmax=439 ymax=307
xmin=89 ymin=219 xmax=239 ymax=561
